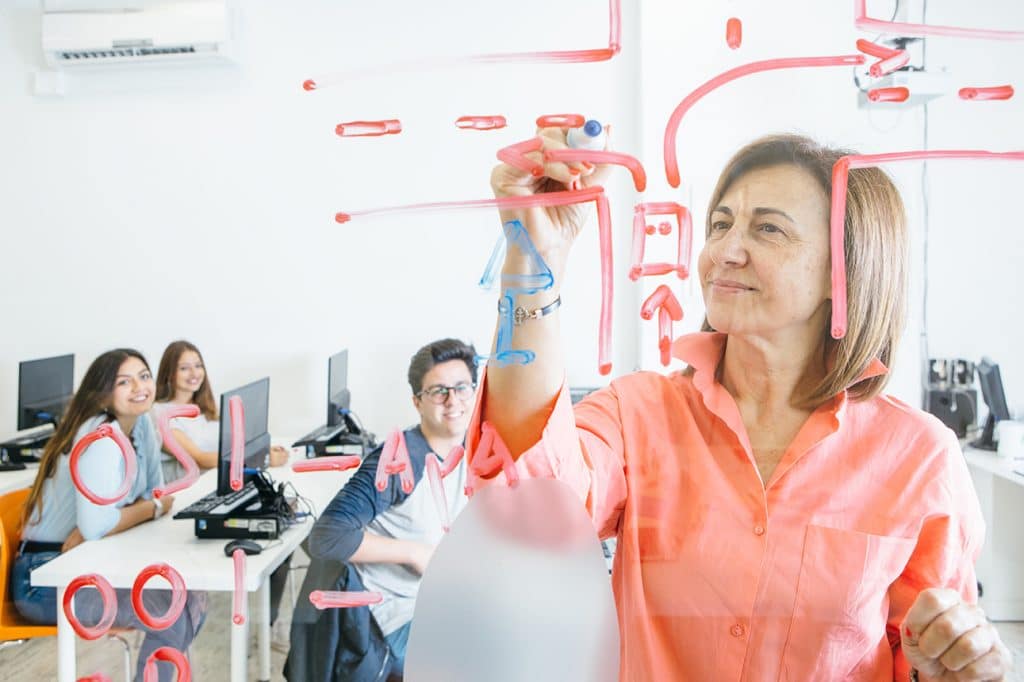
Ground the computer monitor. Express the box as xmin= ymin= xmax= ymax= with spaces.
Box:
xmin=326 ymin=350 xmax=351 ymax=427
xmin=569 ymin=386 xmax=600 ymax=405
xmin=216 ymin=377 xmax=271 ymax=495
xmin=972 ymin=357 xmax=1010 ymax=451
xmin=18 ymin=354 xmax=74 ymax=431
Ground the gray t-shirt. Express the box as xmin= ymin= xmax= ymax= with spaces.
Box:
xmin=354 ymin=451 xmax=468 ymax=636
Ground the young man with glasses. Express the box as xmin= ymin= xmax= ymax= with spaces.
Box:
xmin=287 ymin=338 xmax=477 ymax=682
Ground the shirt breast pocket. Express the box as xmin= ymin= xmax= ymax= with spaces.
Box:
xmin=781 ymin=523 xmax=917 ymax=680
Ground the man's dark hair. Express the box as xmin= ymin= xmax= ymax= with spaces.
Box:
xmin=407 ymin=338 xmax=478 ymax=394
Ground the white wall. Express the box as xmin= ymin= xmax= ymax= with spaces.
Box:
xmin=1 ymin=0 xmax=1022 ymax=441
xmin=0 ymin=0 xmax=641 ymax=438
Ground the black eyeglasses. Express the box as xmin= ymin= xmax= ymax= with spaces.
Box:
xmin=416 ymin=382 xmax=477 ymax=404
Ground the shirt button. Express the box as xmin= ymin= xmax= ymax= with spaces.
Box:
xmin=753 ymin=525 xmax=765 ymax=536
xmin=730 ymin=624 xmax=745 ymax=637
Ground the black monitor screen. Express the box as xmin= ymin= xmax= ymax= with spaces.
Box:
xmin=569 ymin=386 xmax=600 ymax=405
xmin=18 ymin=354 xmax=74 ymax=430
xmin=217 ymin=377 xmax=271 ymax=495
xmin=972 ymin=357 xmax=1011 ymax=450
xmin=977 ymin=357 xmax=1010 ymax=421
xmin=327 ymin=350 xmax=351 ymax=427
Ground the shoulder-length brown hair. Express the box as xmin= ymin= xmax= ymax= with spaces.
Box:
xmin=700 ymin=134 xmax=908 ymax=408
xmin=23 ymin=348 xmax=150 ymax=527
xmin=155 ymin=340 xmax=218 ymax=421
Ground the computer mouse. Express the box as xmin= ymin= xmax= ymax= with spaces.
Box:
xmin=224 ymin=538 xmax=263 ymax=557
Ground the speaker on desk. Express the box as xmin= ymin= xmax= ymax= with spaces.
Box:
xmin=924 ymin=388 xmax=977 ymax=439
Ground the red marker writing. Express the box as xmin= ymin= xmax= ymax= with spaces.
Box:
xmin=726 ymin=18 xmax=742 ymax=49
xmin=536 ymin=113 xmax=586 ymax=128
xmin=455 ymin=115 xmax=507 ymax=130
xmin=868 ymin=87 xmax=909 ymax=103
xmin=292 ymin=455 xmax=361 ymax=473
xmin=959 ymin=85 xmax=1014 ymax=101
xmin=335 ymin=120 xmax=402 ymax=137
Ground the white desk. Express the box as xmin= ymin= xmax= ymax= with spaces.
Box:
xmin=0 ymin=463 xmax=40 ymax=496
xmin=963 ymin=446 xmax=1024 ymax=621
xmin=31 ymin=452 xmax=352 ymax=682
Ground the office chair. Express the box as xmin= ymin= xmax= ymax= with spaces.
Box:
xmin=1 ymin=487 xmax=133 ymax=682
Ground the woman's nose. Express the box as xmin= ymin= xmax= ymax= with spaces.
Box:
xmin=709 ymin=226 xmax=748 ymax=266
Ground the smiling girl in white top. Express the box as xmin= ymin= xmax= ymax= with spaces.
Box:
xmin=153 ymin=340 xmax=287 ymax=482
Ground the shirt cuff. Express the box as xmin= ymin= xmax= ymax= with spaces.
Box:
xmin=465 ymin=370 xmax=591 ymax=505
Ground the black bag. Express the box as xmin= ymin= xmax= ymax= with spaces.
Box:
xmin=284 ymin=558 xmax=392 ymax=682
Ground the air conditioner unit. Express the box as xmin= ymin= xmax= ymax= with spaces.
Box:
xmin=42 ymin=0 xmax=233 ymax=68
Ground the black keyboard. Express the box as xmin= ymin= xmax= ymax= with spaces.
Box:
xmin=0 ymin=461 xmax=27 ymax=472
xmin=173 ymin=481 xmax=259 ymax=519
xmin=293 ymin=424 xmax=345 ymax=446
xmin=1 ymin=441 xmax=45 ymax=463
xmin=1 ymin=428 xmax=54 ymax=450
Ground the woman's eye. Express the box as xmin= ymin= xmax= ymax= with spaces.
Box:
xmin=711 ymin=221 xmax=730 ymax=231
xmin=759 ymin=223 xmax=782 ymax=234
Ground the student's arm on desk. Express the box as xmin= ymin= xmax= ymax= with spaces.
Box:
xmin=73 ymin=437 xmax=174 ymax=542
xmin=268 ymin=444 xmax=289 ymax=467
xmin=307 ymin=446 xmax=433 ymax=575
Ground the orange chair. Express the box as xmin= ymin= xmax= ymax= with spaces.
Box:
xmin=0 ymin=487 xmax=56 ymax=643
xmin=1 ymin=487 xmax=133 ymax=681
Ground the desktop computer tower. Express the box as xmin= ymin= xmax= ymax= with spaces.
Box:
xmin=303 ymin=431 xmax=372 ymax=458
xmin=923 ymin=388 xmax=977 ymax=439
xmin=194 ymin=510 xmax=283 ymax=540
xmin=924 ymin=357 xmax=978 ymax=439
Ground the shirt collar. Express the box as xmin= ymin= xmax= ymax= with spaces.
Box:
xmin=671 ymin=332 xmax=890 ymax=485
xmin=670 ymin=332 xmax=889 ymax=390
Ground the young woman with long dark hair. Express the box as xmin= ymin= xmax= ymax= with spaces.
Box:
xmin=13 ymin=348 xmax=207 ymax=682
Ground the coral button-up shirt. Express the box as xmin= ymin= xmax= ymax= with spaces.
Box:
xmin=467 ymin=332 xmax=984 ymax=681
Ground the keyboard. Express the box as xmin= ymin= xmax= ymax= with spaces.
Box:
xmin=5 ymin=433 xmax=50 ymax=447
xmin=173 ymin=481 xmax=259 ymax=519
xmin=293 ymin=423 xmax=346 ymax=446
xmin=1 ymin=436 xmax=47 ymax=463
xmin=0 ymin=460 xmax=27 ymax=471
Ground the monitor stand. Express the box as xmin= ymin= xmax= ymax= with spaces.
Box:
xmin=970 ymin=413 xmax=998 ymax=451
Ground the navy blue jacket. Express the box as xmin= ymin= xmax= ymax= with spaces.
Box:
xmin=306 ymin=425 xmax=432 ymax=564
xmin=284 ymin=426 xmax=431 ymax=682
